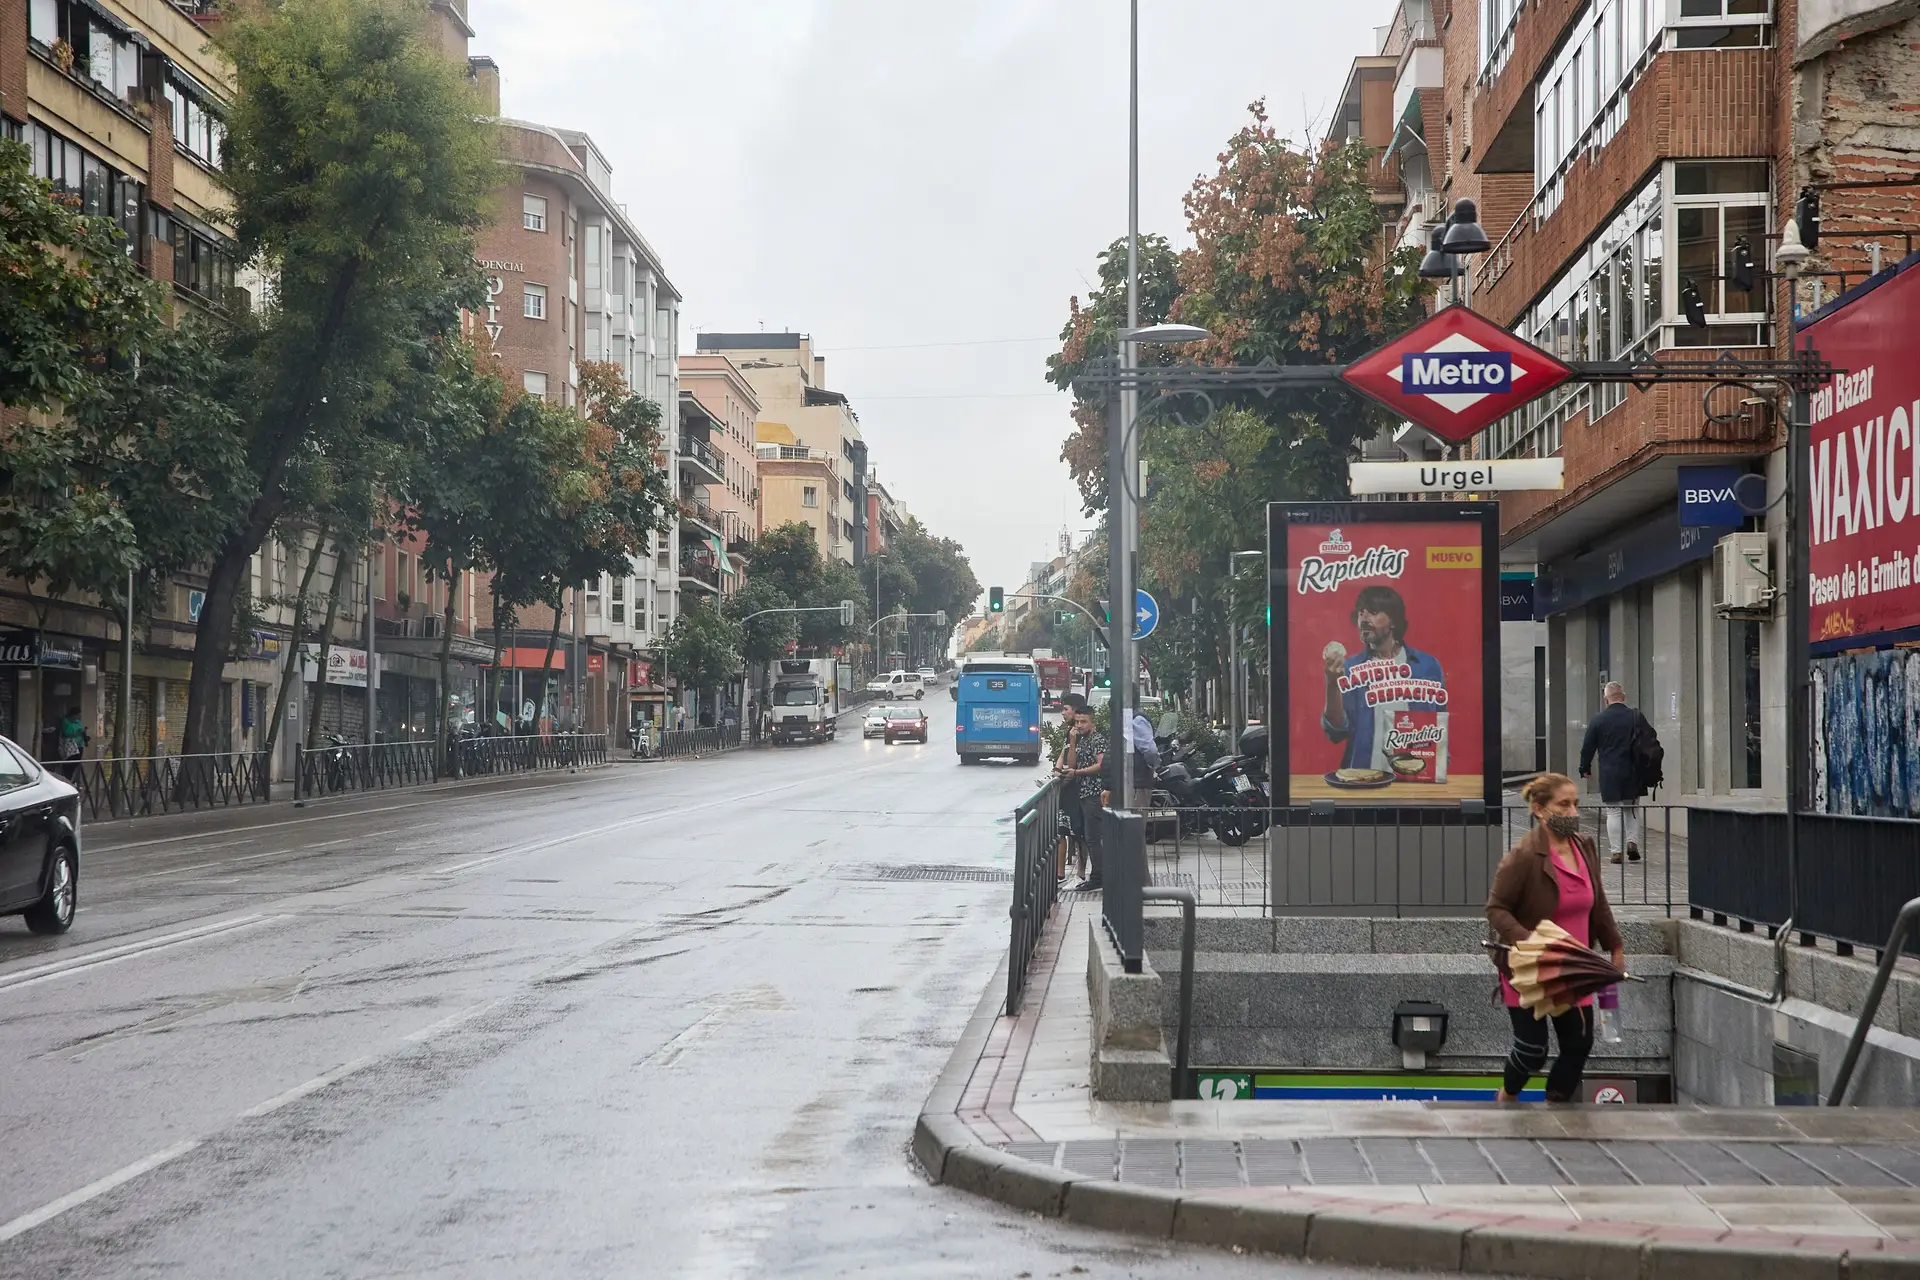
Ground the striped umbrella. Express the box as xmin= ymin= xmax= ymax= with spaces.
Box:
xmin=1483 ymin=919 xmax=1642 ymax=1020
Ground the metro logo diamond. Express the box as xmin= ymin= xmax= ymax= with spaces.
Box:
xmin=1342 ymin=305 xmax=1572 ymax=444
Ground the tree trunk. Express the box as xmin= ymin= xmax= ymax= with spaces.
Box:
xmin=305 ymin=539 xmax=348 ymax=751
xmin=435 ymin=566 xmax=460 ymax=773
xmin=538 ymin=594 xmax=564 ymax=732
xmin=263 ymin=525 xmax=330 ymax=770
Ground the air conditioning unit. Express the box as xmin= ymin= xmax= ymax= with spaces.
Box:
xmin=1713 ymin=532 xmax=1775 ymax=615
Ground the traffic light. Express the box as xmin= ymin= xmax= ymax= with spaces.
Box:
xmin=1096 ymin=598 xmax=1110 ymax=624
xmin=839 ymin=599 xmax=855 ymax=627
xmin=1680 ymin=279 xmax=1706 ymax=329
xmin=988 ymin=587 xmax=1004 ymax=613
xmin=1729 ymin=237 xmax=1756 ymax=293
xmin=1094 ymin=670 xmax=1113 ymax=688
xmin=1795 ymin=186 xmax=1821 ymax=251
xmin=1055 ymin=610 xmax=1074 ymax=626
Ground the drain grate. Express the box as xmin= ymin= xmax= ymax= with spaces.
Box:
xmin=852 ymin=864 xmax=1013 ymax=883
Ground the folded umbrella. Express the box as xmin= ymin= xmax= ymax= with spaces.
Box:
xmin=1482 ymin=919 xmax=1643 ymax=1019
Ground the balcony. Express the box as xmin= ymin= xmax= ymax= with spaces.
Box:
xmin=1473 ymin=0 xmax=1585 ymax=174
xmin=1472 ymin=48 xmax=1776 ymax=331
xmin=678 ymin=434 xmax=725 ymax=485
xmin=678 ymin=557 xmax=721 ymax=593
xmin=677 ymin=495 xmax=722 ymax=539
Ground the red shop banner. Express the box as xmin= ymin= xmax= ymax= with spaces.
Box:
xmin=1804 ymin=260 xmax=1920 ymax=648
xmin=1267 ymin=502 xmax=1500 ymax=808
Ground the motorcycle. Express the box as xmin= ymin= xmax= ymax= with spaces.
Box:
xmin=630 ymin=721 xmax=654 ymax=761
xmin=321 ymin=732 xmax=354 ymax=794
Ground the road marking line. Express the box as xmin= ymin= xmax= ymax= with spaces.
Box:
xmin=0 ymin=1139 xmax=201 ymax=1244
xmin=239 ymin=1055 xmax=380 ymax=1118
xmin=402 ymin=997 xmax=504 ymax=1043
xmin=0 ymin=915 xmax=279 ymax=995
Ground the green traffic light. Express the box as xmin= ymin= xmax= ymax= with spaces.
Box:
xmin=988 ymin=586 xmax=1004 ymax=613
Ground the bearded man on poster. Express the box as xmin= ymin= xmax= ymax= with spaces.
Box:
xmin=1321 ymin=584 xmax=1447 ymax=770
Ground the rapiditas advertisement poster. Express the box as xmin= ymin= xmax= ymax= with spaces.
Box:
xmin=1267 ymin=502 xmax=1500 ymax=808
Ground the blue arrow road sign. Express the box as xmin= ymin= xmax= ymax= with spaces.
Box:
xmin=1132 ymin=589 xmax=1159 ymax=642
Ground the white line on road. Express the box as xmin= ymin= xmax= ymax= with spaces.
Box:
xmin=0 ymin=915 xmax=281 ymax=995
xmin=0 ymin=1140 xmax=201 ymax=1245
xmin=239 ymin=1056 xmax=379 ymax=1118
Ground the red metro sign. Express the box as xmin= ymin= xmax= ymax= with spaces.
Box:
xmin=1340 ymin=305 xmax=1572 ymax=444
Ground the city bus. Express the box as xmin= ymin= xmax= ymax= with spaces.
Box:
xmin=954 ymin=653 xmax=1041 ymax=765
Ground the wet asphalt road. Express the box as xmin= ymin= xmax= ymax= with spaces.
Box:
xmin=0 ymin=704 xmax=1390 ymax=1278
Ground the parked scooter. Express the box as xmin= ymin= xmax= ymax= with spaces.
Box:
xmin=322 ymin=732 xmax=354 ymax=794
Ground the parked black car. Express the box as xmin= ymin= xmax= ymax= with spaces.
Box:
xmin=0 ymin=735 xmax=80 ymax=934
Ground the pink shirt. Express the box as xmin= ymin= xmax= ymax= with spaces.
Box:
xmin=1500 ymin=841 xmax=1596 ymax=1009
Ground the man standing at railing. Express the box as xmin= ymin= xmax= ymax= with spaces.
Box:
xmin=1580 ymin=682 xmax=1660 ymax=864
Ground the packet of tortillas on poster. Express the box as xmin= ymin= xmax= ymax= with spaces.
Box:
xmin=1373 ymin=708 xmax=1448 ymax=783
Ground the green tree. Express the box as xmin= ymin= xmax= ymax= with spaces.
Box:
xmin=0 ymin=138 xmax=158 ymax=411
xmin=724 ymin=578 xmax=799 ymax=668
xmin=183 ymin=0 xmax=497 ymax=754
xmin=664 ymin=599 xmax=742 ymax=707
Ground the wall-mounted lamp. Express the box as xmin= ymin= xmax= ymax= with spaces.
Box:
xmin=1391 ymin=999 xmax=1450 ymax=1070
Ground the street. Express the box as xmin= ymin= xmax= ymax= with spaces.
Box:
xmin=0 ymin=714 xmax=1380 ymax=1279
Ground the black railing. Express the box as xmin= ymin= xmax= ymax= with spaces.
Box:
xmin=651 ymin=724 xmax=743 ymax=759
xmin=1007 ymin=778 xmax=1063 ymax=1015
xmin=1100 ymin=807 xmax=1148 ymax=974
xmin=69 ymin=752 xmax=271 ymax=822
xmin=299 ymin=734 xmax=607 ymax=798
xmin=1689 ymin=808 xmax=1920 ymax=956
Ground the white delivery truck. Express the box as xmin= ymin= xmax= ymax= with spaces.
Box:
xmin=768 ymin=659 xmax=839 ymax=745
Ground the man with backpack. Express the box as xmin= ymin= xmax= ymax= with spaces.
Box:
xmin=1579 ymin=681 xmax=1664 ymax=863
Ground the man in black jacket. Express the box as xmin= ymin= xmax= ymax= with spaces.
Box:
xmin=1579 ymin=682 xmax=1656 ymax=863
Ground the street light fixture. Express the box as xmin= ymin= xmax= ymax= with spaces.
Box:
xmin=1123 ymin=323 xmax=1212 ymax=346
xmin=1417 ymin=224 xmax=1458 ymax=280
xmin=1440 ymin=197 xmax=1492 ymax=255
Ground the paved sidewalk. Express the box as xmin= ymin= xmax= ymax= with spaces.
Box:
xmin=915 ymin=902 xmax=1920 ymax=1278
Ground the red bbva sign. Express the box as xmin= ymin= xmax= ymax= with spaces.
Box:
xmin=1341 ymin=305 xmax=1572 ymax=444
xmin=1802 ymin=262 xmax=1920 ymax=647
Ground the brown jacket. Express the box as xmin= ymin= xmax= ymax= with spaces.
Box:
xmin=1485 ymin=823 xmax=1623 ymax=957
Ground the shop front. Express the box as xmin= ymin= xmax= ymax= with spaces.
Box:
xmin=0 ymin=627 xmax=105 ymax=762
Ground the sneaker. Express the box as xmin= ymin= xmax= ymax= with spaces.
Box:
xmin=1610 ymin=852 xmax=1624 ymax=864
xmin=1626 ymin=842 xmax=1641 ymax=862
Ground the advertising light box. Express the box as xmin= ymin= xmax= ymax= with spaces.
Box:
xmin=1267 ymin=502 xmax=1501 ymax=808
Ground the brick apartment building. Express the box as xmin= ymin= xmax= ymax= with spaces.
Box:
xmin=1348 ymin=0 xmax=1920 ymax=812
xmin=679 ymin=353 xmax=763 ymax=571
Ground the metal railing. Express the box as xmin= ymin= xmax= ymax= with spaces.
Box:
xmin=1007 ymin=778 xmax=1064 ymax=1015
xmin=678 ymin=557 xmax=720 ymax=588
xmin=68 ymin=752 xmax=271 ymax=822
xmin=299 ymin=733 xmax=607 ymax=798
xmin=1690 ymin=808 xmax=1920 ymax=956
xmin=1133 ymin=800 xmax=1687 ymax=916
xmin=1830 ymin=897 xmax=1920 ymax=1105
xmin=679 ymin=435 xmax=723 ymax=475
xmin=649 ymin=724 xmax=742 ymax=759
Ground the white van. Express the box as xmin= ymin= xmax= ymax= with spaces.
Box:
xmin=864 ymin=670 xmax=925 ymax=700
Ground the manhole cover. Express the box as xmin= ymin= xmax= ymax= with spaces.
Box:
xmin=851 ymin=864 xmax=1013 ymax=883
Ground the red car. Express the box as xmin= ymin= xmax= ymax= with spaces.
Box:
xmin=883 ymin=705 xmax=928 ymax=744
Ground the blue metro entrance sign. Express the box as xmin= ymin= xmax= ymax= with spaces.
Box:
xmin=1340 ymin=305 xmax=1571 ymax=444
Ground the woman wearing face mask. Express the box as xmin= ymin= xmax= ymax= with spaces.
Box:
xmin=1486 ymin=772 xmax=1626 ymax=1103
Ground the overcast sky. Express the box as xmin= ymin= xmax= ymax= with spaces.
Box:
xmin=478 ymin=0 xmax=1388 ymax=606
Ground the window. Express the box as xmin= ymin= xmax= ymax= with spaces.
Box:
xmin=523 ymin=283 xmax=547 ymax=320
xmin=1674 ymin=0 xmax=1772 ymax=48
xmin=585 ymin=317 xmax=602 ymax=361
xmin=32 ymin=0 xmax=143 ymax=104
xmin=802 ymin=486 xmax=819 ymax=509
xmin=610 ymin=576 xmax=625 ymax=625
xmin=523 ymin=371 xmax=549 ymax=400
xmin=1727 ymin=618 xmax=1763 ymax=787
xmin=163 ymin=74 xmax=224 ymax=170
xmin=1671 ymin=161 xmax=1770 ymax=346
xmin=584 ymin=222 xmax=601 ymax=290
xmin=522 ymin=194 xmax=547 ymax=232
xmin=1531 ymin=0 xmax=1661 ymax=217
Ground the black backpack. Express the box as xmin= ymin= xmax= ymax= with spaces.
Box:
xmin=1630 ymin=712 xmax=1665 ymax=791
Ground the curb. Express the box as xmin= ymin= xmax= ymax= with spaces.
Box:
xmin=913 ymin=969 xmax=1919 ymax=1280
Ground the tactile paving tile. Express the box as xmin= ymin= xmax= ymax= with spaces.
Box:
xmin=1119 ymin=1139 xmax=1181 ymax=1188
xmin=1242 ymin=1138 xmax=1309 ymax=1186
xmin=1785 ymin=1144 xmax=1908 ymax=1188
xmin=1004 ymin=1142 xmax=1059 ymax=1167
xmin=1357 ymin=1138 xmax=1437 ymax=1183
xmin=1300 ymin=1138 xmax=1374 ymax=1184
xmin=1417 ymin=1138 xmax=1505 ymax=1185
xmin=1658 ymin=1141 xmax=1771 ymax=1185
xmin=1477 ymin=1139 xmax=1569 ymax=1185
xmin=1600 ymin=1140 xmax=1703 ymax=1186
xmin=1180 ymin=1140 xmax=1247 ymax=1189
xmin=1539 ymin=1140 xmax=1636 ymax=1185
xmin=1720 ymin=1142 xmax=1836 ymax=1186
xmin=1061 ymin=1140 xmax=1118 ymax=1179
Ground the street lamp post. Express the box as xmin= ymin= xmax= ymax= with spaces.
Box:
xmin=1226 ymin=550 xmax=1262 ymax=740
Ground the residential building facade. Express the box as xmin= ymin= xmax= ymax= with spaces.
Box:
xmin=679 ymin=354 xmax=762 ymax=558
xmin=696 ymin=333 xmax=867 ymax=564
xmin=1416 ymin=0 xmax=1920 ymax=809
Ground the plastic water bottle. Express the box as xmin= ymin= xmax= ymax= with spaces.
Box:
xmin=1596 ymin=984 xmax=1623 ymax=1044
